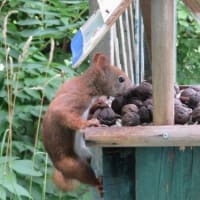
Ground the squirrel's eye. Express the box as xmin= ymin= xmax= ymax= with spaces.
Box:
xmin=118 ymin=76 xmax=125 ymax=83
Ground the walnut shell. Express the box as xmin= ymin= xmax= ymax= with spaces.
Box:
xmin=121 ymin=112 xmax=140 ymax=126
xmin=181 ymin=88 xmax=196 ymax=98
xmin=111 ymin=95 xmax=127 ymax=114
xmin=192 ymin=107 xmax=200 ymax=123
xmin=121 ymin=104 xmax=139 ymax=115
xmin=128 ymin=98 xmax=143 ymax=108
xmin=93 ymin=107 xmax=120 ymax=126
xmin=138 ymin=106 xmax=152 ymax=123
xmin=174 ymin=103 xmax=191 ymax=124
xmin=124 ymin=81 xmax=152 ymax=101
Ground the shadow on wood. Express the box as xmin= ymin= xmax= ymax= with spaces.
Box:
xmin=136 ymin=147 xmax=200 ymax=200
xmin=103 ymin=148 xmax=135 ymax=200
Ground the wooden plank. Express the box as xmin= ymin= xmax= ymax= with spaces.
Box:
xmin=136 ymin=147 xmax=200 ymax=200
xmin=104 ymin=0 xmax=132 ymax=26
xmin=89 ymin=0 xmax=111 ymax=64
xmin=151 ymin=0 xmax=175 ymax=125
xmin=85 ymin=125 xmax=200 ymax=147
xmin=103 ymin=148 xmax=135 ymax=200
xmin=183 ymin=0 xmax=200 ymax=23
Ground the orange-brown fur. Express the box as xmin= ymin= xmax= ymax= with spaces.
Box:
xmin=42 ymin=53 xmax=132 ymax=196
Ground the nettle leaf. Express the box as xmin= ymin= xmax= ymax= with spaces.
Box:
xmin=11 ymin=160 xmax=42 ymax=177
xmin=24 ymin=77 xmax=47 ymax=87
xmin=14 ymin=90 xmax=31 ymax=102
xmin=14 ymin=184 xmax=32 ymax=199
xmin=44 ymin=84 xmax=57 ymax=101
xmin=17 ymin=112 xmax=32 ymax=122
xmin=0 ymin=172 xmax=32 ymax=198
xmin=19 ymin=28 xmax=59 ymax=38
xmin=16 ymin=19 xmax=42 ymax=26
xmin=19 ymin=8 xmax=59 ymax=17
xmin=13 ymin=141 xmax=34 ymax=153
xmin=23 ymin=87 xmax=41 ymax=100
xmin=0 ymin=186 xmax=6 ymax=200
xmin=0 ymin=157 xmax=18 ymax=166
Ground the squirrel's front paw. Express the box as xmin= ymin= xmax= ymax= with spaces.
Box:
xmin=87 ymin=118 xmax=100 ymax=127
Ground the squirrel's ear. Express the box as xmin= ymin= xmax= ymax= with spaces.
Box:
xmin=92 ymin=53 xmax=110 ymax=68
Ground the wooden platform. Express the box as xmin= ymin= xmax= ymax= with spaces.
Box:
xmin=85 ymin=125 xmax=200 ymax=147
xmin=85 ymin=126 xmax=200 ymax=200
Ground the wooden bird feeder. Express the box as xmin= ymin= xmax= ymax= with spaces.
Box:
xmin=80 ymin=0 xmax=200 ymax=199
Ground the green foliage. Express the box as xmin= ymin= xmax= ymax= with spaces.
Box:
xmin=177 ymin=1 xmax=200 ymax=84
xmin=0 ymin=0 xmax=90 ymax=199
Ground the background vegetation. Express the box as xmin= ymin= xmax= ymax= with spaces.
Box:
xmin=0 ymin=0 xmax=90 ymax=199
xmin=0 ymin=0 xmax=199 ymax=199
xmin=177 ymin=0 xmax=200 ymax=84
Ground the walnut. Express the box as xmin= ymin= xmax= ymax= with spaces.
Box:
xmin=180 ymin=90 xmax=200 ymax=109
xmin=111 ymin=95 xmax=127 ymax=114
xmin=138 ymin=106 xmax=152 ymax=123
xmin=121 ymin=104 xmax=139 ymax=115
xmin=94 ymin=107 xmax=121 ymax=126
xmin=89 ymin=97 xmax=120 ymax=126
xmin=174 ymin=102 xmax=192 ymax=124
xmin=128 ymin=98 xmax=143 ymax=108
xmin=192 ymin=107 xmax=200 ymax=124
xmin=121 ymin=112 xmax=140 ymax=126
xmin=124 ymin=81 xmax=152 ymax=101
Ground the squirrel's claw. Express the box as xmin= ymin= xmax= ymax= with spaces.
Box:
xmin=87 ymin=118 xmax=100 ymax=127
xmin=96 ymin=176 xmax=104 ymax=198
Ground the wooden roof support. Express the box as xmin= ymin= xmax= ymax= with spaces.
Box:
xmin=183 ymin=0 xmax=200 ymax=23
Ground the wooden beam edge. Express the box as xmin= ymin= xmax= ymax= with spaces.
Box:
xmin=105 ymin=0 xmax=132 ymax=26
xmin=84 ymin=125 xmax=200 ymax=147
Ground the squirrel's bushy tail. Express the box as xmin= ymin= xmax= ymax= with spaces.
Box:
xmin=53 ymin=168 xmax=79 ymax=191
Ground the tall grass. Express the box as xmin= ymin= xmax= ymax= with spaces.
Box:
xmin=0 ymin=0 xmax=90 ymax=199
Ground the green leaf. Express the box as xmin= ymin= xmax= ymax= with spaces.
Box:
xmin=0 ymin=157 xmax=18 ymax=166
xmin=19 ymin=8 xmax=59 ymax=17
xmin=15 ymin=184 xmax=32 ymax=198
xmin=0 ymin=186 xmax=6 ymax=200
xmin=23 ymin=87 xmax=41 ymax=100
xmin=0 ymin=172 xmax=32 ymax=198
xmin=11 ymin=160 xmax=42 ymax=177
xmin=16 ymin=19 xmax=42 ymax=26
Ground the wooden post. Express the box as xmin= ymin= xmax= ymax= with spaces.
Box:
xmin=151 ymin=0 xmax=175 ymax=125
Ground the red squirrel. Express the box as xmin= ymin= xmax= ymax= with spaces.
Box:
xmin=42 ymin=53 xmax=132 ymax=196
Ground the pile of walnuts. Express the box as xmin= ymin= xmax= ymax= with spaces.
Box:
xmin=89 ymin=82 xmax=200 ymax=127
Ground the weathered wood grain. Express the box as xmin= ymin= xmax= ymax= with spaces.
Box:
xmin=151 ymin=0 xmax=175 ymax=125
xmin=85 ymin=125 xmax=200 ymax=147
xmin=105 ymin=0 xmax=132 ymax=26
xmin=136 ymin=147 xmax=200 ymax=200
xmin=103 ymin=148 xmax=135 ymax=200
xmin=183 ymin=0 xmax=200 ymax=23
